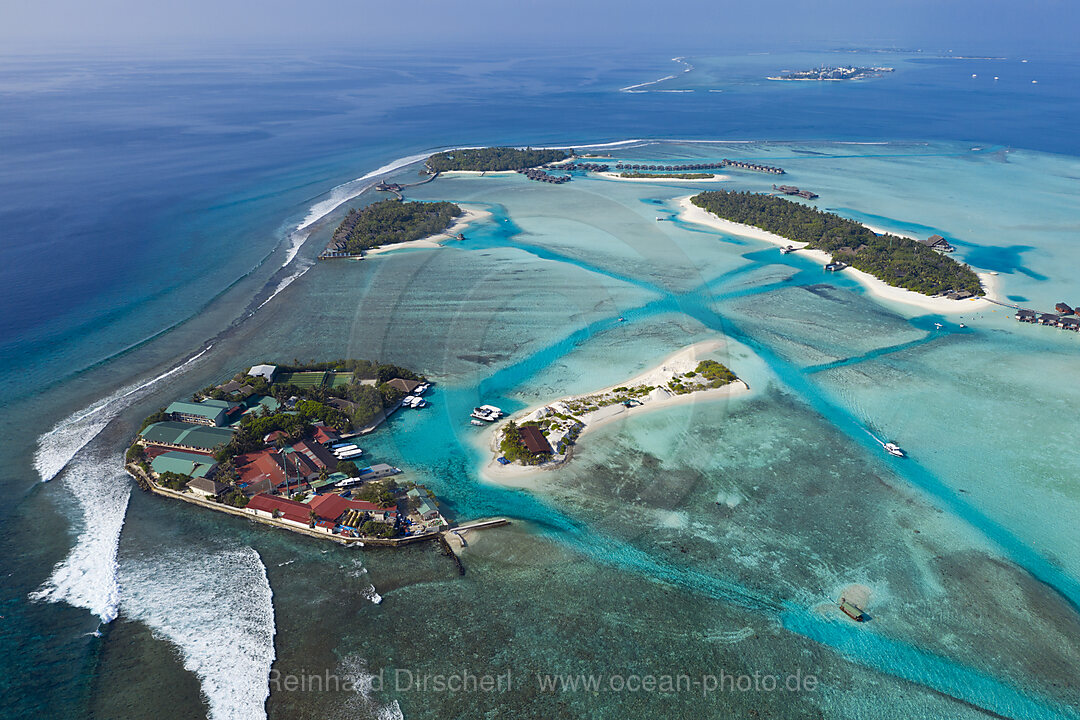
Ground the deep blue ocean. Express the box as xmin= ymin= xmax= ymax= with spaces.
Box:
xmin=2 ymin=46 xmax=1079 ymax=719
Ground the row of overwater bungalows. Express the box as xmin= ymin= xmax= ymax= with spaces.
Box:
xmin=1016 ymin=308 xmax=1080 ymax=331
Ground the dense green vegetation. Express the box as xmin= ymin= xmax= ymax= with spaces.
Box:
xmin=426 ymin=147 xmax=568 ymax=172
xmin=695 ymin=360 xmax=738 ymax=387
xmin=499 ymin=420 xmax=551 ymax=465
xmin=332 ymin=199 xmax=461 ymax=254
xmin=354 ymin=479 xmax=398 ymax=508
xmin=619 ymin=172 xmax=714 ymax=180
xmin=691 ymin=191 xmax=983 ymax=296
xmin=359 ymin=520 xmax=398 ymax=538
xmin=139 ymin=408 xmax=169 ymax=431
xmin=158 ymin=471 xmax=189 ymax=491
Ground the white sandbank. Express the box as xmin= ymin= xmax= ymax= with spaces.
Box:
xmin=676 ymin=196 xmax=1000 ymax=314
xmin=364 ymin=206 xmax=490 ymax=256
xmin=597 ymin=172 xmax=731 ymax=184
xmin=483 ymin=340 xmax=750 ymax=484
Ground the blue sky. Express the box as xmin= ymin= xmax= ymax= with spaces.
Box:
xmin=2 ymin=0 xmax=1077 ymax=54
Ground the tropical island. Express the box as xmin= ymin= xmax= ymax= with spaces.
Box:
xmin=426 ymin=146 xmax=569 ymax=172
xmin=125 ymin=360 xmax=458 ymax=544
xmin=689 ymin=190 xmax=983 ymax=297
xmin=490 ymin=343 xmax=748 ymax=475
xmin=767 ymin=66 xmax=894 ymax=81
xmin=328 ymin=199 xmax=462 ymax=255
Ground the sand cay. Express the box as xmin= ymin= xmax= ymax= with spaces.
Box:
xmin=677 ymin=196 xmax=1001 ymax=314
xmin=483 ymin=340 xmax=751 ymax=485
xmin=364 ymin=206 xmax=491 ymax=256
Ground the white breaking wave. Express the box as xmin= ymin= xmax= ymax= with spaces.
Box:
xmin=256 ymin=263 xmax=312 ymax=311
xmin=279 ymin=151 xmax=433 ymax=268
xmin=28 ymin=448 xmax=131 ymax=622
xmin=33 ymin=344 xmax=212 ymax=483
xmin=339 ymin=656 xmax=405 ymax=720
xmin=119 ymin=547 xmax=276 ymax=720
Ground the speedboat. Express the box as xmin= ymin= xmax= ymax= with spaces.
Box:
xmin=883 ymin=442 xmax=905 ymax=458
xmin=470 ymin=419 xmax=485 ymax=426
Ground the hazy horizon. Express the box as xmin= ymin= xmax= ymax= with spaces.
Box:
xmin=2 ymin=0 xmax=1078 ymax=57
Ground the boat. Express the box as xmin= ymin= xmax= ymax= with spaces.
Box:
xmin=470 ymin=404 xmax=504 ymax=422
xmin=839 ymin=597 xmax=866 ymax=622
xmin=336 ymin=448 xmax=365 ymax=459
xmin=959 ymin=323 xmax=966 ymax=328
xmin=470 ymin=419 xmax=485 ymax=426
xmin=882 ymin=442 xmax=905 ymax=458
xmin=780 ymin=245 xmax=795 ymax=254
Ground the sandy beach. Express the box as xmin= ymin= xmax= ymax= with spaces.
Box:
xmin=676 ymin=195 xmax=1000 ymax=314
xmin=597 ymin=172 xmax=731 ymax=183
xmin=364 ymin=206 xmax=490 ymax=256
xmin=483 ymin=340 xmax=751 ymax=485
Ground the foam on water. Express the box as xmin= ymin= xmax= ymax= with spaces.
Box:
xmin=118 ymin=547 xmax=276 ymax=720
xmin=338 ymin=656 xmax=404 ymax=720
xmin=256 ymin=263 xmax=312 ymax=310
xmin=33 ymin=344 xmax=212 ymax=483
xmin=280 ymin=151 xmax=433 ymax=268
xmin=28 ymin=448 xmax=131 ymax=622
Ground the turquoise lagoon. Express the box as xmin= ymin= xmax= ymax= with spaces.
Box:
xmin=19 ymin=139 xmax=1080 ymax=719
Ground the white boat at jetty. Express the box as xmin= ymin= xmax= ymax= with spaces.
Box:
xmin=882 ymin=442 xmax=905 ymax=458
xmin=471 ymin=405 xmax=504 ymax=422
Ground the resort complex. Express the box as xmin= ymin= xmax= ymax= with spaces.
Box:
xmin=126 ymin=360 xmax=453 ymax=544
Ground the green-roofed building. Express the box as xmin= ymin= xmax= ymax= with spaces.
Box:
xmin=140 ymin=421 xmax=235 ymax=452
xmin=151 ymin=451 xmax=218 ymax=479
xmin=407 ymin=488 xmax=440 ymax=521
xmin=166 ymin=398 xmax=236 ymax=427
xmin=242 ymin=395 xmax=281 ymax=418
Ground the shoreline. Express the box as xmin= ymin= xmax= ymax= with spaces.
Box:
xmin=364 ymin=206 xmax=491 ymax=256
xmin=482 ymin=340 xmax=751 ymax=485
xmin=676 ymin=196 xmax=1000 ymax=314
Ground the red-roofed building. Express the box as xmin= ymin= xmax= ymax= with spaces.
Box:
xmin=518 ymin=425 xmax=553 ymax=454
xmin=309 ymin=493 xmax=398 ymax=526
xmin=309 ymin=493 xmax=351 ymax=523
xmin=309 ymin=493 xmax=399 ymax=524
xmin=236 ymin=449 xmax=289 ymax=488
xmin=291 ymin=439 xmax=338 ymax=472
xmin=312 ymin=424 xmax=341 ymax=445
xmin=264 ymin=430 xmax=288 ymax=444
xmin=246 ymin=493 xmax=312 ymax=526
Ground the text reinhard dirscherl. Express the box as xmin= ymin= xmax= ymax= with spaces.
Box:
xmin=268 ymin=668 xmax=819 ymax=697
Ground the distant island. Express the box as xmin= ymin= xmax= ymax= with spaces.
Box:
xmin=125 ymin=360 xmax=470 ymax=545
xmin=426 ymin=146 xmax=569 ymax=172
xmin=690 ymin=191 xmax=983 ymax=297
xmin=328 ymin=199 xmax=462 ymax=255
xmin=767 ymin=66 xmax=894 ymax=81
